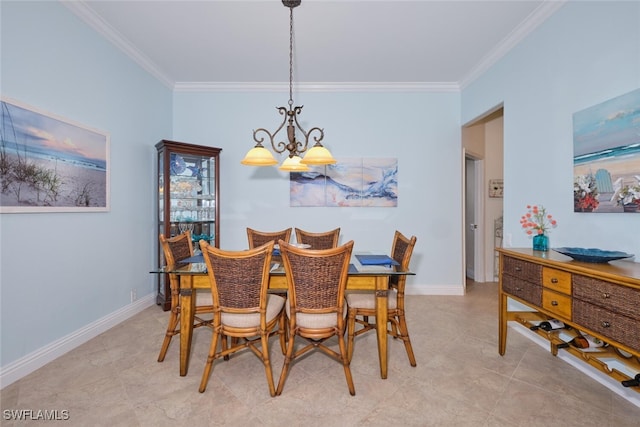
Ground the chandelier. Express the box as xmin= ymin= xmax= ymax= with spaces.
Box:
xmin=241 ymin=0 xmax=336 ymax=172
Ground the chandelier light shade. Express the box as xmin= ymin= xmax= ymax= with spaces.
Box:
xmin=278 ymin=155 xmax=309 ymax=171
xmin=240 ymin=145 xmax=278 ymax=166
xmin=241 ymin=0 xmax=336 ymax=172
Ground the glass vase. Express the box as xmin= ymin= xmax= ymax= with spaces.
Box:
xmin=533 ymin=234 xmax=549 ymax=251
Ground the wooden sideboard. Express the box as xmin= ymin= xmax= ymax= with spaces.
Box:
xmin=498 ymin=248 xmax=640 ymax=393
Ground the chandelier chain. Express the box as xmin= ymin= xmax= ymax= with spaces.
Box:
xmin=288 ymin=6 xmax=294 ymax=107
xmin=242 ymin=0 xmax=335 ymax=169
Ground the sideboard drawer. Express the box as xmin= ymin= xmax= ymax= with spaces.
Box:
xmin=502 ymin=275 xmax=542 ymax=306
xmin=573 ymin=275 xmax=640 ymax=321
xmin=542 ymin=267 xmax=571 ymax=295
xmin=502 ymin=256 xmax=542 ymax=284
xmin=573 ymin=300 xmax=640 ymax=352
xmin=542 ymin=289 xmax=572 ymax=319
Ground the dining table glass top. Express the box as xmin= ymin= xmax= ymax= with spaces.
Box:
xmin=155 ymin=252 xmax=415 ymax=277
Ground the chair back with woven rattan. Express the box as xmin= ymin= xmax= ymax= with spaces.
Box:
xmin=201 ymin=241 xmax=272 ymax=321
xmin=390 ymin=230 xmax=417 ymax=293
xmin=294 ymin=227 xmax=340 ymax=249
xmin=158 ymin=230 xmax=214 ymax=363
xmin=247 ymin=227 xmax=292 ymax=249
xmin=159 ymin=231 xmax=193 ymax=315
xmin=345 ymin=230 xmax=417 ymax=368
xmin=198 ymin=240 xmax=285 ymax=396
xmin=160 ymin=230 xmax=193 ymax=269
xmin=276 ymin=239 xmax=356 ymax=395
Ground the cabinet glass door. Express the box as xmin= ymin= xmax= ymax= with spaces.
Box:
xmin=156 ymin=140 xmax=221 ymax=310
xmin=167 ymin=152 xmax=216 ymax=247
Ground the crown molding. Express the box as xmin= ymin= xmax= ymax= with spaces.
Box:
xmin=173 ymin=81 xmax=460 ymax=93
xmin=459 ymin=0 xmax=567 ymax=89
xmin=61 ymin=1 xmax=174 ymax=89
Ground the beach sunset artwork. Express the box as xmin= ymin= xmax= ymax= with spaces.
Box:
xmin=573 ymin=88 xmax=640 ymax=213
xmin=290 ymin=158 xmax=397 ymax=207
xmin=0 ymin=97 xmax=109 ymax=213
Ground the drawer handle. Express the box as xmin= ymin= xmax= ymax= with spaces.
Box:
xmin=515 ymin=287 xmax=523 ymax=292
xmin=601 ymin=292 xmax=610 ymax=299
xmin=601 ymin=321 xmax=611 ymax=328
xmin=551 ymin=300 xmax=558 ymax=306
xmin=515 ymin=267 xmax=522 ymax=272
xmin=551 ymin=278 xmax=558 ymax=284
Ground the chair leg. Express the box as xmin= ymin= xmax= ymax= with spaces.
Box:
xmin=346 ymin=308 xmax=356 ymax=362
xmin=337 ymin=331 xmax=356 ymax=396
xmin=389 ymin=317 xmax=399 ymax=337
xmin=260 ymin=332 xmax=277 ymax=397
xmin=157 ymin=310 xmax=180 ymax=362
xmin=278 ymin=313 xmax=287 ymax=355
xmin=397 ymin=313 xmax=416 ymax=367
xmin=199 ymin=331 xmax=220 ymax=393
xmin=276 ymin=330 xmax=296 ymax=395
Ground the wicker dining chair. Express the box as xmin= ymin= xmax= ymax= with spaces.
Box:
xmin=294 ymin=227 xmax=340 ymax=249
xmin=346 ymin=231 xmax=418 ymax=367
xmin=198 ymin=240 xmax=286 ymax=396
xmin=276 ymin=239 xmax=356 ymax=396
xmin=247 ymin=227 xmax=292 ymax=249
xmin=157 ymin=230 xmax=213 ymax=362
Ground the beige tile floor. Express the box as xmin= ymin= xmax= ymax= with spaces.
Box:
xmin=2 ymin=281 xmax=640 ymax=426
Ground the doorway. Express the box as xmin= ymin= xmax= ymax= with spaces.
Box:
xmin=464 ymin=155 xmax=484 ymax=281
xmin=462 ymin=107 xmax=504 ymax=284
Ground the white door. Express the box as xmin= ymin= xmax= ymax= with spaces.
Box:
xmin=464 ymin=156 xmax=484 ymax=281
xmin=465 ymin=157 xmax=476 ymax=279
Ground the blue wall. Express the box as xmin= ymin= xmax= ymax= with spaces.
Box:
xmin=462 ymin=0 xmax=640 ymax=255
xmin=173 ymin=90 xmax=462 ymax=287
xmin=1 ymin=0 xmax=639 ymax=383
xmin=1 ymin=2 xmax=172 ymax=368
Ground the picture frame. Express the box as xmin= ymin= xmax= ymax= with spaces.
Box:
xmin=0 ymin=97 xmax=110 ymax=213
xmin=573 ymin=88 xmax=640 ymax=213
xmin=489 ymin=179 xmax=503 ymax=198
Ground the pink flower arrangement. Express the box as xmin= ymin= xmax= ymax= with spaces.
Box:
xmin=520 ymin=205 xmax=557 ymax=236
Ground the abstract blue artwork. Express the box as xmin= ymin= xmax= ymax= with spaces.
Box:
xmin=290 ymin=158 xmax=397 ymax=207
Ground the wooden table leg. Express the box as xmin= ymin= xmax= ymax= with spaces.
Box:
xmin=179 ymin=276 xmax=195 ymax=376
xmin=375 ymin=276 xmax=389 ymax=379
xmin=498 ymin=291 xmax=507 ymax=356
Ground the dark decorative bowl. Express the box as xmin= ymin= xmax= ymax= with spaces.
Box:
xmin=553 ymin=247 xmax=634 ymax=263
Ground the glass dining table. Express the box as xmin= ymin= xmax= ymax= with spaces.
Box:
xmin=155 ymin=254 xmax=415 ymax=379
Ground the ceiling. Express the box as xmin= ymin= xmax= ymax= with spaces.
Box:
xmin=64 ymin=1 xmax=565 ymax=89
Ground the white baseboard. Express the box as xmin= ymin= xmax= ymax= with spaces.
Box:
xmin=0 ymin=294 xmax=156 ymax=389
xmin=510 ymin=322 xmax=640 ymax=408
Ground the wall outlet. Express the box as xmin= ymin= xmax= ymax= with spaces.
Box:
xmin=130 ymin=289 xmax=137 ymax=302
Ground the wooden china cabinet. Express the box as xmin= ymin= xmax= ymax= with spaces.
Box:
xmin=156 ymin=140 xmax=221 ymax=310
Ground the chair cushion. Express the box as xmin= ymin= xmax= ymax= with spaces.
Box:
xmin=345 ymin=290 xmax=398 ymax=310
xmin=195 ymin=290 xmax=213 ymax=306
xmin=286 ymin=300 xmax=347 ymax=329
xmin=221 ymin=294 xmax=285 ymax=328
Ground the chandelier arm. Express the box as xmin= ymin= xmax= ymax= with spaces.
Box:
xmin=305 ymin=127 xmax=326 ymax=146
xmin=290 ymin=106 xmax=325 ymax=151
xmin=252 ymin=107 xmax=290 ymax=155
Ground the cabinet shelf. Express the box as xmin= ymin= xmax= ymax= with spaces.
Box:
xmin=167 ymin=220 xmax=216 ymax=224
xmin=512 ymin=311 xmax=640 ymax=386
